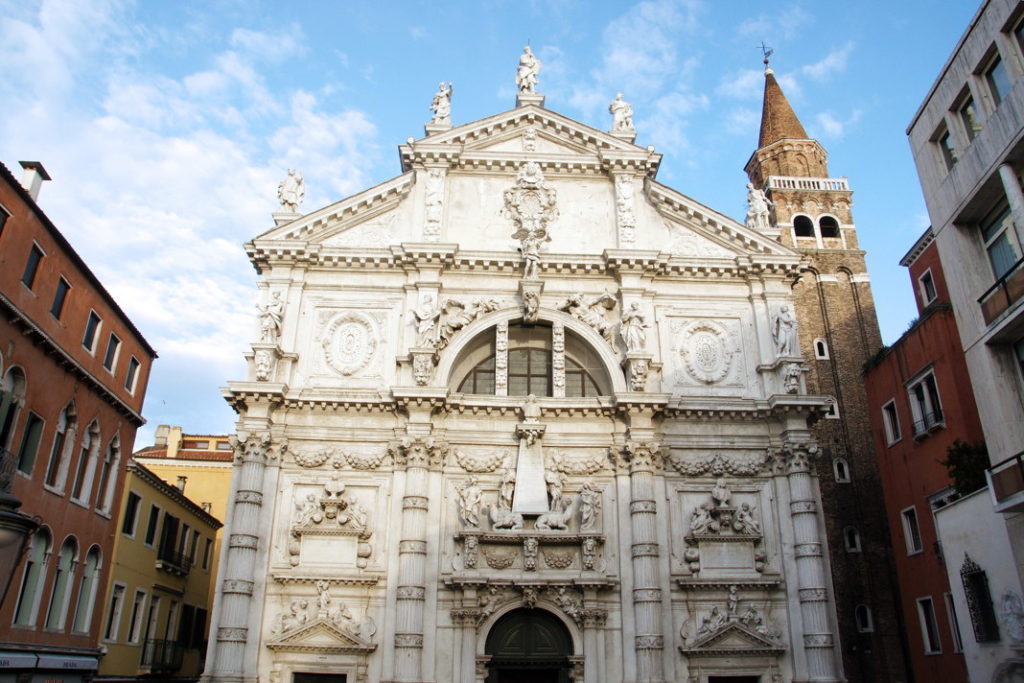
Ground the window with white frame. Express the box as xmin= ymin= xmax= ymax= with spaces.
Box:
xmin=882 ymin=400 xmax=901 ymax=445
xmin=104 ymin=583 xmax=126 ymax=641
xmin=82 ymin=311 xmax=102 ymax=354
xmin=44 ymin=402 xmax=75 ymax=490
xmin=825 ymin=400 xmax=839 ymax=419
xmin=918 ymin=269 xmax=937 ymax=306
xmin=71 ymin=422 xmax=101 ymax=503
xmin=980 ymin=198 xmax=1021 ymax=280
xmin=907 ymin=369 xmax=944 ymax=435
xmin=127 ymin=590 xmax=147 ymax=644
xmin=833 ymin=457 xmax=851 ymax=483
xmin=13 ymin=527 xmax=52 ymax=626
xmin=917 ymin=596 xmax=943 ymax=654
xmin=125 ymin=356 xmax=141 ymax=394
xmin=945 ymin=592 xmax=964 ymax=653
xmin=122 ymin=491 xmax=142 ymax=537
xmin=45 ymin=536 xmax=78 ymax=630
xmin=814 ymin=338 xmax=829 ymax=359
xmin=71 ymin=546 xmax=101 ymax=634
xmin=855 ymin=605 xmax=874 ymax=632
xmin=901 ymin=506 xmax=924 ymax=555
xmin=102 ymin=333 xmax=121 ymax=373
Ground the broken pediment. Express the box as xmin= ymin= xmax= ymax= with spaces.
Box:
xmin=267 ymin=617 xmax=377 ymax=655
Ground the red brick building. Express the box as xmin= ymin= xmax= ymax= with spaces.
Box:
xmin=0 ymin=160 xmax=156 ymax=683
xmin=863 ymin=227 xmax=986 ymax=683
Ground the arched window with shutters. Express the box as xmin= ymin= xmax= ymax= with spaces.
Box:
xmin=45 ymin=536 xmax=78 ymax=630
xmin=71 ymin=421 xmax=100 ymax=504
xmin=95 ymin=435 xmax=121 ymax=514
xmin=45 ymin=402 xmax=77 ymax=491
xmin=0 ymin=366 xmax=27 ymax=450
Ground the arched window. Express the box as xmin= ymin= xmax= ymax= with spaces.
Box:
xmin=453 ymin=322 xmax=609 ymax=397
xmin=71 ymin=421 xmax=100 ymax=503
xmin=856 ymin=604 xmax=874 ymax=632
xmin=793 ymin=215 xmax=815 ymax=238
xmin=95 ymin=435 xmax=121 ymax=514
xmin=72 ymin=546 xmax=102 ymax=633
xmin=13 ymin=527 xmax=52 ymax=626
xmin=844 ymin=526 xmax=862 ymax=552
xmin=814 ymin=338 xmax=829 ymax=360
xmin=45 ymin=403 xmax=76 ymax=490
xmin=0 ymin=366 xmax=27 ymax=449
xmin=45 ymin=537 xmax=78 ymax=630
xmin=833 ymin=457 xmax=851 ymax=483
xmin=819 ymin=215 xmax=841 ymax=238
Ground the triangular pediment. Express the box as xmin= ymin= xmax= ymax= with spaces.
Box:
xmin=267 ymin=617 xmax=376 ymax=654
xmin=682 ymin=621 xmax=785 ymax=657
xmin=402 ymin=105 xmax=650 ymax=163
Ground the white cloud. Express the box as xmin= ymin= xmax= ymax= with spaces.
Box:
xmin=716 ymin=68 xmax=763 ymax=99
xmin=724 ymin=106 xmax=759 ymax=135
xmin=811 ymin=109 xmax=862 ymax=139
xmin=230 ymin=25 xmax=306 ymax=63
xmin=737 ymin=5 xmax=812 ymax=41
xmin=408 ymin=26 xmax=427 ymax=40
xmin=802 ymin=42 xmax=854 ymax=81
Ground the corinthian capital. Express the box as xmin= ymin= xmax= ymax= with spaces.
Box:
xmin=388 ymin=436 xmax=450 ymax=470
xmin=773 ymin=440 xmax=820 ymax=474
xmin=230 ymin=431 xmax=286 ymax=463
xmin=611 ymin=440 xmax=663 ymax=473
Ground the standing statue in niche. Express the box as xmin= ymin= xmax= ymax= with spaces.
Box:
xmin=579 ymin=481 xmax=602 ymax=531
xmin=413 ymin=295 xmax=442 ymax=348
xmin=609 ymin=93 xmax=634 ymax=131
xmin=544 ymin=468 xmax=565 ymax=511
xmin=258 ymin=292 xmax=284 ymax=344
xmin=430 ymin=82 xmax=453 ymax=125
xmin=620 ymin=302 xmax=649 ymax=353
xmin=772 ymin=304 xmax=799 ymax=357
xmin=516 ymin=46 xmax=542 ymax=93
xmin=456 ymin=476 xmax=483 ymax=528
xmin=499 ymin=466 xmax=516 ymax=511
xmin=745 ymin=182 xmax=773 ymax=232
xmin=277 ymin=169 xmax=305 ymax=212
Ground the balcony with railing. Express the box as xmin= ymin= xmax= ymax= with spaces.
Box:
xmin=988 ymin=451 xmax=1024 ymax=513
xmin=765 ymin=176 xmax=850 ymax=192
xmin=155 ymin=548 xmax=191 ymax=576
xmin=912 ymin=409 xmax=944 ymax=438
xmin=979 ymin=255 xmax=1024 ymax=326
xmin=139 ymin=638 xmax=184 ymax=673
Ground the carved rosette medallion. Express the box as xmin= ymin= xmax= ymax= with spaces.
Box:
xmin=679 ymin=319 xmax=735 ymax=384
xmin=321 ymin=312 xmax=379 ymax=376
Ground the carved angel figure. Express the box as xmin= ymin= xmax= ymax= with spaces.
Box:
xmin=430 ymin=82 xmax=453 ymax=124
xmin=294 ymin=492 xmax=322 ymax=526
xmin=733 ymin=502 xmax=761 ymax=535
xmin=559 ymin=292 xmax=617 ymax=342
xmin=277 ymin=599 xmax=309 ymax=633
xmin=689 ymin=501 xmax=717 ymax=535
xmin=516 ymin=46 xmax=541 ymax=93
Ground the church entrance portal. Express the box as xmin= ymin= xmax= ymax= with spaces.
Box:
xmin=485 ymin=608 xmax=573 ymax=683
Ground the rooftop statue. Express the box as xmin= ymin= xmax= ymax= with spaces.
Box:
xmin=430 ymin=81 xmax=453 ymax=125
xmin=516 ymin=46 xmax=541 ymax=93
xmin=277 ymin=168 xmax=304 ymax=212
xmin=609 ymin=93 xmax=634 ymax=131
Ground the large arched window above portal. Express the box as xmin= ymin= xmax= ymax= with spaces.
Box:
xmin=451 ymin=322 xmax=611 ymax=397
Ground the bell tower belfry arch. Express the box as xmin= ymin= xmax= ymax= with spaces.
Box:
xmin=744 ymin=58 xmax=910 ymax=683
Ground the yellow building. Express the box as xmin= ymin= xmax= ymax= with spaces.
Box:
xmin=96 ymin=460 xmax=222 ymax=682
xmin=133 ymin=426 xmax=234 ymax=610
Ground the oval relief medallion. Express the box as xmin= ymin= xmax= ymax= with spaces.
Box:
xmin=322 ymin=312 xmax=378 ymax=376
xmin=680 ymin=320 xmax=734 ymax=384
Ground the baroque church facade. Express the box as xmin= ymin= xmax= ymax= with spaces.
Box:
xmin=202 ymin=53 xmax=899 ymax=683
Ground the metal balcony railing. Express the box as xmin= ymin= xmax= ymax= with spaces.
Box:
xmin=139 ymin=638 xmax=184 ymax=672
xmin=978 ymin=255 xmax=1024 ymax=325
xmin=988 ymin=451 xmax=1024 ymax=513
xmin=155 ymin=548 xmax=191 ymax=576
xmin=912 ymin=410 xmax=944 ymax=437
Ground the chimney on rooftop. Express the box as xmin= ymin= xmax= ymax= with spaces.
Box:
xmin=19 ymin=161 xmax=51 ymax=202
xmin=176 ymin=475 xmax=188 ymax=492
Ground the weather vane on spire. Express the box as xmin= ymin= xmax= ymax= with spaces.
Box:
xmin=758 ymin=42 xmax=774 ymax=73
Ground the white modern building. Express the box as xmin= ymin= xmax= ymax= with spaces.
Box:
xmin=202 ymin=55 xmax=849 ymax=683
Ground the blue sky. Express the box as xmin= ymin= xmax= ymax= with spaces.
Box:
xmin=0 ymin=0 xmax=980 ymax=446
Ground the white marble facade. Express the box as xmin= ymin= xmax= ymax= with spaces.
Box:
xmin=204 ymin=69 xmax=843 ymax=683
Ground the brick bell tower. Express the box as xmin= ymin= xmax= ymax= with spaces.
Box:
xmin=745 ymin=60 xmax=910 ymax=683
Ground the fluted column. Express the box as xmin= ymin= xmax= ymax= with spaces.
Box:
xmin=389 ymin=437 xmax=447 ymax=682
xmin=620 ymin=441 xmax=665 ymax=682
xmin=780 ymin=441 xmax=840 ymax=681
xmin=210 ymin=432 xmax=279 ymax=681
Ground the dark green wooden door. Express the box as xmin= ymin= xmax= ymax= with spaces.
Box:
xmin=485 ymin=609 xmax=572 ymax=683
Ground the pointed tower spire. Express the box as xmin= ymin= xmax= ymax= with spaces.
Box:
xmin=745 ymin=59 xmax=829 ymax=187
xmin=758 ymin=66 xmax=809 ymax=148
